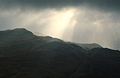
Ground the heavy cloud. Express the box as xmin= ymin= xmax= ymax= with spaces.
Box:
xmin=0 ymin=0 xmax=120 ymax=11
xmin=0 ymin=0 xmax=120 ymax=50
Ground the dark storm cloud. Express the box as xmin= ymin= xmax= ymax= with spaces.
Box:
xmin=0 ymin=0 xmax=120 ymax=11
xmin=0 ymin=0 xmax=120 ymax=50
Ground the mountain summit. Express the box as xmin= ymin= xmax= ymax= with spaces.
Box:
xmin=0 ymin=28 xmax=120 ymax=78
xmin=0 ymin=28 xmax=33 ymax=36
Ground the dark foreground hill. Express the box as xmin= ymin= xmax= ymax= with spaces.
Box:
xmin=0 ymin=28 xmax=120 ymax=78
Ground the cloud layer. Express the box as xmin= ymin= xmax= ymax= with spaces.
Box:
xmin=0 ymin=0 xmax=120 ymax=11
xmin=0 ymin=0 xmax=120 ymax=50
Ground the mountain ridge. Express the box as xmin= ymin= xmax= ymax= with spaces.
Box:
xmin=0 ymin=28 xmax=120 ymax=78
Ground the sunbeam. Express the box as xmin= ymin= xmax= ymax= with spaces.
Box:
xmin=42 ymin=8 xmax=75 ymax=38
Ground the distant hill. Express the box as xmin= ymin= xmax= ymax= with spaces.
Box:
xmin=66 ymin=42 xmax=102 ymax=50
xmin=75 ymin=43 xmax=103 ymax=50
xmin=0 ymin=28 xmax=120 ymax=78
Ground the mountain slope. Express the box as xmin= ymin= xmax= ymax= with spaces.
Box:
xmin=0 ymin=28 xmax=87 ymax=78
xmin=0 ymin=28 xmax=120 ymax=78
xmin=70 ymin=48 xmax=120 ymax=78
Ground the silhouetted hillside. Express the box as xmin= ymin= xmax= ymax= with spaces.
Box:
xmin=0 ymin=28 xmax=120 ymax=78
xmin=70 ymin=48 xmax=120 ymax=78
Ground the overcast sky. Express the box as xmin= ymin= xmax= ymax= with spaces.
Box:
xmin=0 ymin=0 xmax=120 ymax=50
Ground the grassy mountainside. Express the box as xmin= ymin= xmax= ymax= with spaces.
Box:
xmin=0 ymin=28 xmax=120 ymax=78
